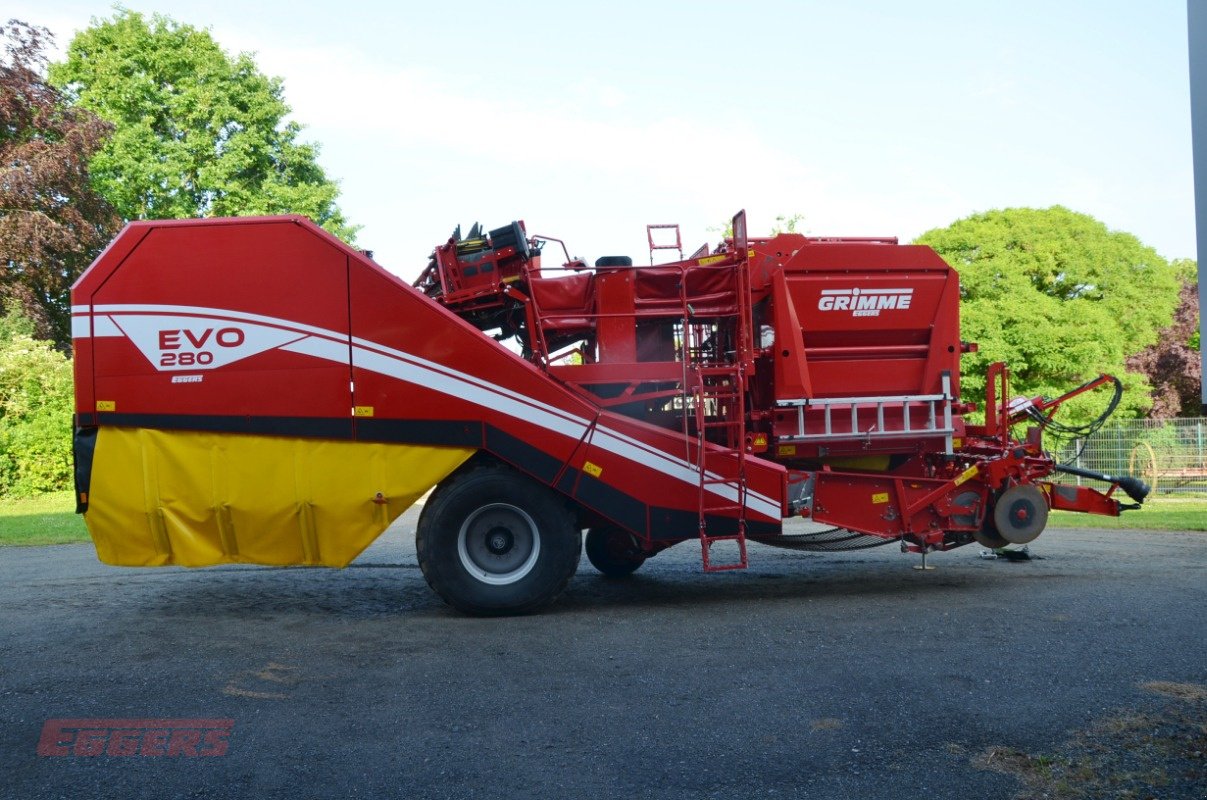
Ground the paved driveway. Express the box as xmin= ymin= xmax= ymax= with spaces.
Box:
xmin=2 ymin=514 xmax=1204 ymax=799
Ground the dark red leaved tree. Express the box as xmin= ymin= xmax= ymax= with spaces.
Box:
xmin=0 ymin=19 xmax=119 ymax=347
xmin=1126 ymin=280 xmax=1201 ymax=417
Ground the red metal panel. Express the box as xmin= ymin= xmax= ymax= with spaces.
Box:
xmin=75 ymin=218 xmax=353 ymax=421
xmin=575 ymin=409 xmax=786 ymax=537
xmin=595 ymin=271 xmax=637 ymax=363
xmin=71 ymin=224 xmax=153 ymax=416
xmin=347 ymin=254 xmax=606 ymax=491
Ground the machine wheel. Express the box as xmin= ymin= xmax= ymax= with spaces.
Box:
xmin=1129 ymin=442 xmax=1159 ymax=494
xmin=991 ymin=484 xmax=1049 ymax=545
xmin=585 ymin=527 xmax=647 ymax=578
xmin=950 ymin=489 xmax=1004 ymax=548
xmin=973 ymin=517 xmax=1010 ymax=549
xmin=594 ymin=256 xmax=633 ymax=268
xmin=417 ymin=463 xmax=581 ymax=616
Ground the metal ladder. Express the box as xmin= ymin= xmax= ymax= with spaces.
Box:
xmin=664 ymin=210 xmax=754 ymax=571
xmin=690 ymin=360 xmax=749 ymax=571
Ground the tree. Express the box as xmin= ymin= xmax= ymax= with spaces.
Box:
xmin=0 ymin=19 xmax=120 ymax=347
xmin=771 ymin=213 xmax=806 ymax=235
xmin=915 ymin=207 xmax=1183 ymax=427
xmin=1126 ymin=261 xmax=1201 ymax=417
xmin=0 ymin=302 xmax=74 ymax=495
xmin=49 ymin=10 xmax=357 ymax=241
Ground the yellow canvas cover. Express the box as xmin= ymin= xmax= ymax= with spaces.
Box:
xmin=84 ymin=427 xmax=474 ymax=567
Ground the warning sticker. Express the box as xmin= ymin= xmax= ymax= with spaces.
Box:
xmin=582 ymin=461 xmax=603 ymax=478
xmin=953 ymin=465 xmax=980 ymax=486
xmin=871 ymin=492 xmax=890 ymax=505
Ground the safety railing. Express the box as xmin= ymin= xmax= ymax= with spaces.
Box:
xmin=775 ymin=374 xmax=955 ymax=453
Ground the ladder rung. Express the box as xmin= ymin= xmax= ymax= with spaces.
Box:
xmin=701 ymin=534 xmax=746 ymax=544
xmin=700 ymin=532 xmax=748 ymax=572
xmin=702 ymin=561 xmax=747 ymax=572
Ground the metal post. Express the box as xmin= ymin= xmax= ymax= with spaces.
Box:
xmin=1187 ymin=1 xmax=1207 ymax=413
xmin=1198 ymin=421 xmax=1204 ymax=471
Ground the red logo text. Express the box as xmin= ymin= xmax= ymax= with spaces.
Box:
xmin=38 ymin=718 xmax=233 ymax=757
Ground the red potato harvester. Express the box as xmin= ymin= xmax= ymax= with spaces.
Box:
xmin=71 ymin=211 xmax=1148 ymax=614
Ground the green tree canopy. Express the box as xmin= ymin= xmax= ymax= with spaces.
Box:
xmin=49 ymin=9 xmax=357 ymax=241
xmin=0 ymin=303 xmax=74 ymax=495
xmin=915 ymin=206 xmax=1183 ymax=426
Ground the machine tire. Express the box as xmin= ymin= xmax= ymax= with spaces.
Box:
xmin=594 ymin=256 xmax=633 ymax=268
xmin=417 ymin=463 xmax=581 ymax=616
xmin=973 ymin=517 xmax=1010 ymax=549
xmin=991 ymin=484 xmax=1049 ymax=545
xmin=585 ymin=527 xmax=647 ymax=578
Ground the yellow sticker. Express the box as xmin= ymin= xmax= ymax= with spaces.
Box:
xmin=353 ymin=406 xmax=375 ymax=417
xmin=698 ymin=255 xmax=725 ymax=266
xmin=582 ymin=461 xmax=603 ymax=478
xmin=96 ymin=400 xmax=116 ymax=412
xmin=952 ymin=438 xmax=963 ymax=449
xmin=952 ymin=465 xmax=980 ymax=486
xmin=777 ymin=444 xmax=797 ymax=456
xmin=871 ymin=492 xmax=890 ymax=505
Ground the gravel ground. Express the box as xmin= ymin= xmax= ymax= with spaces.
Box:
xmin=1 ymin=513 xmax=1204 ymax=800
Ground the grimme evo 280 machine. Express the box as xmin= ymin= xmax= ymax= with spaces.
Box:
xmin=71 ymin=211 xmax=1148 ymax=614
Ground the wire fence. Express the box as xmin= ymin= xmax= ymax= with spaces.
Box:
xmin=1050 ymin=417 xmax=1207 ymax=495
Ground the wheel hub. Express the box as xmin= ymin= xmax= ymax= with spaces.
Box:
xmin=991 ymin=485 xmax=1048 ymax=545
xmin=487 ymin=528 xmax=514 ymax=555
xmin=457 ymin=503 xmax=542 ymax=586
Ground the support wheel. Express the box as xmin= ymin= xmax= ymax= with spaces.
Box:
xmin=585 ymin=527 xmax=647 ymax=578
xmin=973 ymin=517 xmax=1010 ymax=549
xmin=991 ymin=484 xmax=1049 ymax=545
xmin=417 ymin=463 xmax=581 ymax=615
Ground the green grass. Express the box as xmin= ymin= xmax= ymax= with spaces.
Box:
xmin=0 ymin=490 xmax=90 ymax=546
xmin=1049 ymin=496 xmax=1207 ymax=531
xmin=0 ymin=491 xmax=1202 ymax=548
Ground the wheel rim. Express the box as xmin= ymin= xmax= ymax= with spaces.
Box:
xmin=457 ymin=503 xmax=542 ymax=586
xmin=603 ymin=531 xmax=643 ymax=563
xmin=992 ymin=485 xmax=1047 ymax=544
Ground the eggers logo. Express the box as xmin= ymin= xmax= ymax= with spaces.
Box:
xmin=38 ymin=718 xmax=233 ymax=757
xmin=818 ymin=287 xmax=913 ymax=317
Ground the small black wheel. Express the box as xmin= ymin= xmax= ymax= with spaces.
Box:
xmin=973 ymin=516 xmax=1010 ymax=549
xmin=594 ymin=256 xmax=633 ymax=268
xmin=417 ymin=463 xmax=581 ymax=615
xmin=585 ymin=527 xmax=647 ymax=578
xmin=992 ymin=484 xmax=1049 ymax=545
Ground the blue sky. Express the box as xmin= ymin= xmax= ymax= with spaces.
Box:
xmin=19 ymin=1 xmax=1195 ymax=278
